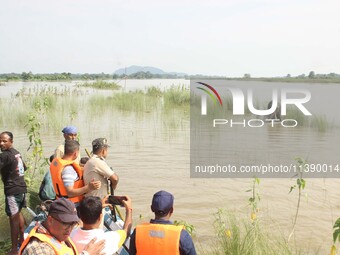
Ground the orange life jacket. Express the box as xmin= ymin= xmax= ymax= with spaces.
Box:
xmin=50 ymin=158 xmax=84 ymax=203
xmin=19 ymin=226 xmax=77 ymax=255
xmin=135 ymin=223 xmax=183 ymax=255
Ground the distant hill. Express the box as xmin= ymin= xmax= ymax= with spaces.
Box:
xmin=114 ymin=65 xmax=186 ymax=77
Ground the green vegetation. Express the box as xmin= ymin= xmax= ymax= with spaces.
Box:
xmin=209 ymin=210 xmax=296 ymax=255
xmin=163 ymin=85 xmax=190 ymax=107
xmin=0 ymin=72 xmax=113 ymax=81
xmin=174 ymin=220 xmax=195 ymax=236
xmin=78 ymin=80 xmax=121 ymax=90
xmin=288 ymin=158 xmax=307 ymax=242
xmin=246 ymin=177 xmax=260 ymax=221
xmin=234 ymin=77 xmax=340 ymax=83
xmin=0 ymin=239 xmax=11 ymax=254
xmin=331 ymin=218 xmax=340 ymax=255
xmin=0 ymin=82 xmax=338 ymax=254
xmin=310 ymin=115 xmax=329 ymax=132
xmin=146 ymin=86 xmax=163 ymax=97
xmin=236 ymin=71 xmax=340 ymax=83
xmin=120 ymin=71 xmax=183 ymax=79
xmin=3 ymin=70 xmax=340 ymax=82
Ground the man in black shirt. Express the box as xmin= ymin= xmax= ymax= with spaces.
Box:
xmin=0 ymin=131 xmax=27 ymax=255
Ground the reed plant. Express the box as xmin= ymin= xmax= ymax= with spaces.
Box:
xmin=209 ymin=209 xmax=297 ymax=255
xmin=285 ymin=106 xmax=308 ymax=127
xmin=111 ymin=90 xmax=147 ymax=112
xmin=78 ymin=80 xmax=121 ymax=90
xmin=288 ymin=158 xmax=307 ymax=242
xmin=15 ymin=85 xmax=85 ymax=98
xmin=146 ymin=86 xmax=163 ymax=97
xmin=310 ymin=115 xmax=328 ymax=132
xmin=164 ymin=85 xmax=190 ymax=108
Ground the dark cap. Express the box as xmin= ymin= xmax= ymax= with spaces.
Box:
xmin=92 ymin=138 xmax=110 ymax=150
xmin=62 ymin=126 xmax=77 ymax=134
xmin=151 ymin=190 xmax=174 ymax=216
xmin=48 ymin=198 xmax=79 ymax=223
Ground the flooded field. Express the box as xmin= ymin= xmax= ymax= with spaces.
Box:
xmin=0 ymin=79 xmax=340 ymax=254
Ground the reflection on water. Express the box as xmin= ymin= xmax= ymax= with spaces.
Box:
xmin=0 ymin=81 xmax=339 ymax=254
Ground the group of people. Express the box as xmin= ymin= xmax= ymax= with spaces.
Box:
xmin=0 ymin=127 xmax=196 ymax=255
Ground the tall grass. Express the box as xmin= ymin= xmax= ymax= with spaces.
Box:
xmin=78 ymin=80 xmax=121 ymax=90
xmin=209 ymin=209 xmax=299 ymax=255
xmin=111 ymin=90 xmax=150 ymax=112
xmin=146 ymin=86 xmax=163 ymax=97
xmin=310 ymin=115 xmax=328 ymax=132
xmin=0 ymin=84 xmax=333 ymax=135
xmin=164 ymin=85 xmax=190 ymax=107
xmin=285 ymin=106 xmax=308 ymax=127
xmin=284 ymin=106 xmax=331 ymax=131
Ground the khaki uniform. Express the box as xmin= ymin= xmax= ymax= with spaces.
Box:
xmin=83 ymin=155 xmax=115 ymax=198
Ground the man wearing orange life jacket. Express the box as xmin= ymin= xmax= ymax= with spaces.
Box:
xmin=129 ymin=190 xmax=196 ymax=255
xmin=19 ymin=198 xmax=105 ymax=255
xmin=50 ymin=140 xmax=101 ymax=205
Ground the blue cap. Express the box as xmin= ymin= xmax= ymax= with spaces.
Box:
xmin=151 ymin=190 xmax=174 ymax=215
xmin=62 ymin=126 xmax=77 ymax=134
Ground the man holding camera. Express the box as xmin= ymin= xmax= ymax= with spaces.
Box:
xmin=70 ymin=195 xmax=132 ymax=255
xmin=129 ymin=190 xmax=196 ymax=255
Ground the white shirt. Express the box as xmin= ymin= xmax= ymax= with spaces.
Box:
xmin=70 ymin=228 xmax=126 ymax=255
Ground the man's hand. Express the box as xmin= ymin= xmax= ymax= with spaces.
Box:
xmin=83 ymin=237 xmax=105 ymax=255
xmin=101 ymin=195 xmax=113 ymax=210
xmin=121 ymin=196 xmax=132 ymax=236
xmin=121 ymin=195 xmax=132 ymax=210
xmin=89 ymin=179 xmax=101 ymax=190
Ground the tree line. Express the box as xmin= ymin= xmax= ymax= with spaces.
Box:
xmin=243 ymin=71 xmax=340 ymax=79
xmin=0 ymin=71 xmax=225 ymax=82
xmin=1 ymin=70 xmax=339 ymax=82
xmin=0 ymin=72 xmax=113 ymax=81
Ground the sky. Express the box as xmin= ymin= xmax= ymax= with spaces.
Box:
xmin=0 ymin=0 xmax=340 ymax=77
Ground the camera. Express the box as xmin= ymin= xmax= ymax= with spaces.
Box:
xmin=108 ymin=195 xmax=126 ymax=206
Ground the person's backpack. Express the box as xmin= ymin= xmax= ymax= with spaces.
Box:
xmin=38 ymin=170 xmax=56 ymax=201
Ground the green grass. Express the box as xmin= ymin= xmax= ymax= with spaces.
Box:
xmin=146 ymin=86 xmax=163 ymax=97
xmin=164 ymin=85 xmax=190 ymax=107
xmin=78 ymin=80 xmax=121 ymax=90
xmin=0 ymin=239 xmax=11 ymax=255
xmin=208 ymin=209 xmax=301 ymax=255
xmin=310 ymin=115 xmax=328 ymax=132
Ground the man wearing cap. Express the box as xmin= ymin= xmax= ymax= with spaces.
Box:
xmin=129 ymin=190 xmax=196 ymax=255
xmin=50 ymin=140 xmax=101 ymax=204
xmin=20 ymin=198 xmax=105 ymax=255
xmin=83 ymin=138 xmax=119 ymax=198
xmin=70 ymin=195 xmax=133 ymax=255
xmin=54 ymin=125 xmax=80 ymax=164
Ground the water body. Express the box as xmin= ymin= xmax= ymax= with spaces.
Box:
xmin=0 ymin=80 xmax=339 ymax=254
